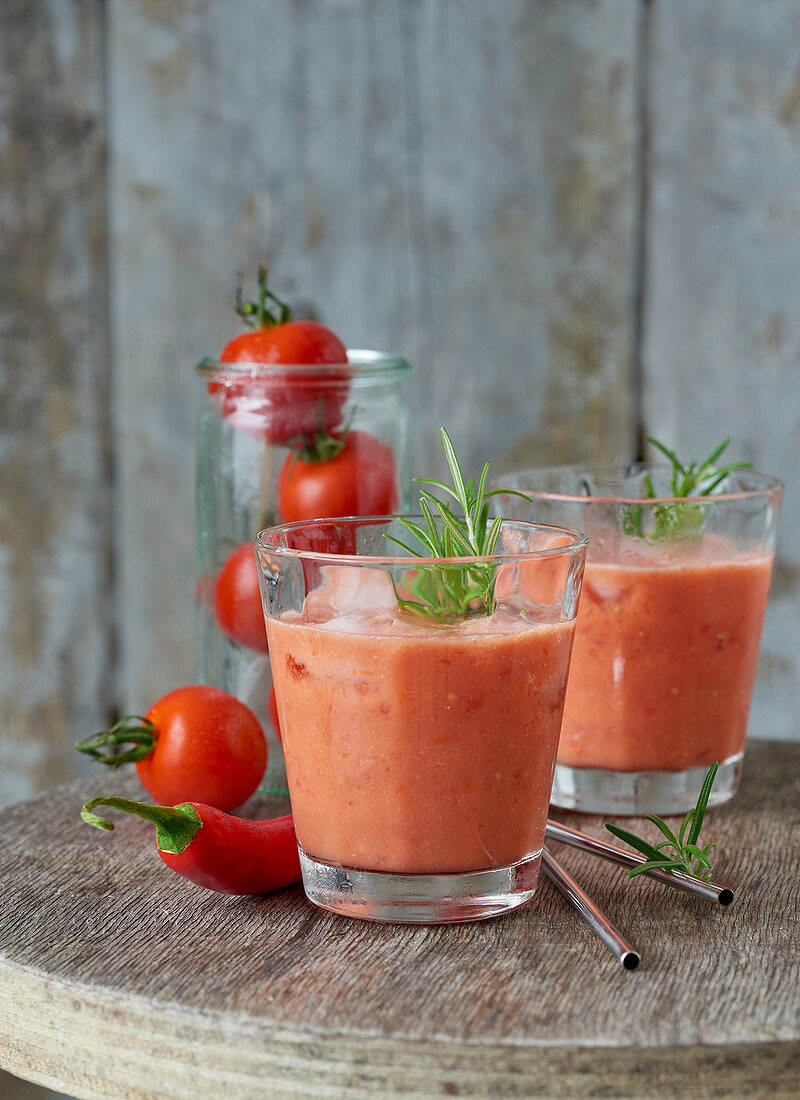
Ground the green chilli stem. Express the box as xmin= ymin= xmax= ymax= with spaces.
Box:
xmin=80 ymin=796 xmax=202 ymax=855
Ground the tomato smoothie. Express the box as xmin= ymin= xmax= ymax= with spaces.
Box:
xmin=268 ymin=607 xmax=575 ymax=875
xmin=496 ymin=464 xmax=782 ymax=813
xmin=558 ymin=539 xmax=773 ymax=774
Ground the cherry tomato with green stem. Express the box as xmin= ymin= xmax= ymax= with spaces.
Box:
xmin=210 ymin=265 xmax=350 ymax=445
xmin=277 ymin=429 xmax=398 ymax=523
xmin=75 ymin=686 xmax=267 ymax=812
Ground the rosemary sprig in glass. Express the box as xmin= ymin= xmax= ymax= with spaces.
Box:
xmin=385 ymin=428 xmax=524 ymax=623
xmin=622 ymin=436 xmax=751 ymax=541
xmin=605 ymin=762 xmax=719 ymax=884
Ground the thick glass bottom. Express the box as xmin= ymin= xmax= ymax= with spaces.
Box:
xmin=550 ymin=752 xmax=743 ymax=816
xmin=298 ymin=847 xmax=543 ymax=924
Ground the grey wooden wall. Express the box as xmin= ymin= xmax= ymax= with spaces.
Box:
xmin=2 ymin=0 xmax=799 ymax=816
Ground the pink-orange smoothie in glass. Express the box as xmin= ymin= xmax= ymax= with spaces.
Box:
xmin=268 ymin=605 xmax=575 ymax=874
xmin=558 ymin=537 xmax=773 ymax=774
xmin=496 ymin=462 xmax=782 ymax=813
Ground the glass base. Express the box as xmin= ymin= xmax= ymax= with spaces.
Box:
xmin=550 ymin=752 xmax=743 ymax=816
xmin=298 ymin=847 xmax=543 ymax=924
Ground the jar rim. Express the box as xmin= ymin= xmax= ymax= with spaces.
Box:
xmin=196 ymin=348 xmax=411 ymax=384
xmin=496 ymin=463 xmax=783 ymax=506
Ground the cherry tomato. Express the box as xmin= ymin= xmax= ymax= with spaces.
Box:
xmin=220 ymin=321 xmax=346 ymax=367
xmin=214 ymin=543 xmax=268 ymax=652
xmin=137 ymin=686 xmax=267 ymax=811
xmin=210 ymin=267 xmax=350 ymax=445
xmin=267 ymin=685 xmax=282 ymax=744
xmin=277 ymin=430 xmax=398 ymax=523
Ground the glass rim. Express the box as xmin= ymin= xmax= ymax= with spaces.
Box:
xmin=195 ymin=348 xmax=411 ymax=382
xmin=496 ymin=463 xmax=784 ymax=506
xmin=255 ymin=514 xmax=589 ymax=567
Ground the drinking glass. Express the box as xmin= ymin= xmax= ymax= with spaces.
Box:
xmin=497 ymin=466 xmax=782 ymax=815
xmin=255 ymin=516 xmax=587 ymax=923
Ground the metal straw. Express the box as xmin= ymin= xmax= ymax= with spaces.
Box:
xmin=545 ymin=818 xmax=733 ymax=906
xmin=541 ymin=847 xmax=640 ymax=970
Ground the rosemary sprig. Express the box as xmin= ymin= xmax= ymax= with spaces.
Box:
xmin=605 ymin=762 xmax=719 ymax=884
xmin=385 ymin=428 xmax=523 ymax=622
xmin=623 ymin=436 xmax=751 ymax=541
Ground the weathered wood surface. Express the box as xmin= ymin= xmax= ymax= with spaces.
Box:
xmin=642 ymin=0 xmax=800 ymax=741
xmin=0 ymin=741 xmax=797 ymax=1100
xmin=108 ymin=0 xmax=640 ymax=713
xmin=0 ymin=0 xmax=110 ymax=811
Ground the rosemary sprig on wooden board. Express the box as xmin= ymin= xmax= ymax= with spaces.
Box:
xmin=605 ymin=763 xmax=719 ymax=883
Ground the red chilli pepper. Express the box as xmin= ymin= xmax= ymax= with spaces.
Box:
xmin=81 ymin=796 xmax=301 ymax=896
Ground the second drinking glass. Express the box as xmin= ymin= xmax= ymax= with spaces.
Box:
xmin=497 ymin=465 xmax=782 ymax=815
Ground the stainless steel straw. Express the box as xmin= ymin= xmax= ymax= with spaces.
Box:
xmin=541 ymin=847 xmax=640 ymax=970
xmin=545 ymin=819 xmax=733 ymax=906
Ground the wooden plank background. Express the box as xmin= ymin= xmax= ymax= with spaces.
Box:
xmin=642 ymin=0 xmax=800 ymax=746
xmin=1 ymin=2 xmax=799 ymax=1097
xmin=0 ymin=0 xmax=110 ymax=810
xmin=2 ymin=0 xmax=798 ymax=806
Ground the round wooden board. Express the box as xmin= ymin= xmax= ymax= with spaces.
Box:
xmin=1 ymin=741 xmax=799 ymax=1099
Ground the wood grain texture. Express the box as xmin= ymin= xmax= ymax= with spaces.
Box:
xmin=0 ymin=741 xmax=797 ymax=1099
xmin=0 ymin=0 xmax=110 ymax=806
xmin=642 ymin=0 xmax=800 ymax=741
xmin=108 ymin=0 xmax=640 ymax=711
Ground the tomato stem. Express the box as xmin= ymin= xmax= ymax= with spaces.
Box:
xmin=287 ymin=404 xmax=354 ymax=463
xmin=235 ymin=264 xmax=293 ymax=329
xmin=81 ymin=796 xmax=202 ymax=855
xmin=75 ymin=716 xmax=157 ymax=767
xmin=289 ymin=427 xmax=346 ymax=464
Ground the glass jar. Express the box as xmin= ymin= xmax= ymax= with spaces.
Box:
xmin=496 ymin=465 xmax=782 ymax=815
xmin=195 ymin=351 xmax=412 ymax=785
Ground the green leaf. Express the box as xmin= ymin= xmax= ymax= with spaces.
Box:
xmin=605 ymin=823 xmax=664 ymax=862
xmin=687 ymin=762 xmax=718 ymax=847
xmin=678 ymin=807 xmax=695 ymax=848
xmin=646 ymin=435 xmax=685 ymax=475
xmin=699 ymin=437 xmax=731 ymax=473
xmin=684 ymin=844 xmax=713 ymax=870
xmin=643 ymin=814 xmax=680 ymax=850
xmin=438 ymin=504 xmax=477 ymax=556
xmin=441 ymin=428 xmax=469 ymax=516
xmin=474 ymin=461 xmax=490 ymax=519
xmin=485 ymin=515 xmax=503 ymax=556
xmin=413 ymin=476 xmax=462 ymax=505
xmin=631 ymin=437 xmax=751 ymax=543
xmin=627 ymin=860 xmax=683 ymax=879
xmin=385 ymin=534 xmax=425 ymax=558
xmin=397 ymin=519 xmax=440 ymax=556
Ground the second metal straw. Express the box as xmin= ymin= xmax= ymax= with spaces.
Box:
xmin=541 ymin=847 xmax=640 ymax=971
